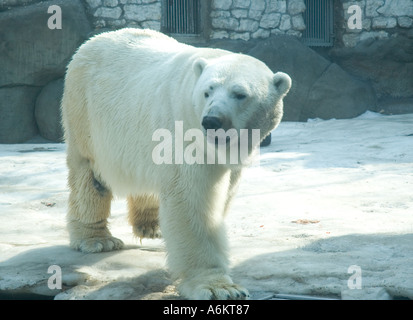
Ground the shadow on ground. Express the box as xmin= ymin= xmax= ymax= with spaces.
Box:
xmin=1 ymin=233 xmax=412 ymax=300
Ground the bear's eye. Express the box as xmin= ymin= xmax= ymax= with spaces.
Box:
xmin=234 ymin=93 xmax=246 ymax=100
xmin=204 ymin=92 xmax=210 ymax=98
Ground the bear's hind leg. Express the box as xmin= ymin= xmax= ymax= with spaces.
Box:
xmin=66 ymin=150 xmax=124 ymax=253
xmin=127 ymin=194 xmax=161 ymax=240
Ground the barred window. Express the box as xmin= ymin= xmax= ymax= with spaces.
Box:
xmin=162 ymin=0 xmax=201 ymax=35
xmin=302 ymin=0 xmax=334 ymax=47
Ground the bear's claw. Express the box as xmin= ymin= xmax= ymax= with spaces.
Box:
xmin=134 ymin=225 xmax=162 ymax=240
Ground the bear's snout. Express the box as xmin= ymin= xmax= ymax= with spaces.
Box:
xmin=202 ymin=116 xmax=223 ymax=131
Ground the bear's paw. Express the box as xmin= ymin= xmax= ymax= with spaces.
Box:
xmin=71 ymin=236 xmax=124 ymax=253
xmin=180 ymin=273 xmax=249 ymax=300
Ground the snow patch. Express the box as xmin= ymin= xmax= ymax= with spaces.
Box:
xmin=1 ymin=112 xmax=413 ymax=299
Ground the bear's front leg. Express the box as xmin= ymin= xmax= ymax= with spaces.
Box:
xmin=159 ymin=166 xmax=249 ymax=300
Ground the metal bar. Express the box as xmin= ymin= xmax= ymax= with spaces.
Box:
xmin=274 ymin=293 xmax=339 ymax=300
xmin=179 ymin=0 xmax=183 ymax=33
xmin=258 ymin=293 xmax=339 ymax=300
xmin=183 ymin=0 xmax=186 ymax=33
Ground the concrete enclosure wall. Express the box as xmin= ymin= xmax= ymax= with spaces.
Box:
xmin=0 ymin=0 xmax=412 ymax=143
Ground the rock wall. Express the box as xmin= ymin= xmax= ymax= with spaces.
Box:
xmin=0 ymin=0 xmax=412 ymax=143
xmin=83 ymin=0 xmax=413 ymax=46
xmin=210 ymin=36 xmax=376 ymax=122
xmin=341 ymin=0 xmax=413 ymax=47
xmin=330 ymin=0 xmax=413 ymax=111
xmin=210 ymin=0 xmax=306 ymax=41
xmin=0 ymin=0 xmax=91 ymax=143
xmin=85 ymin=0 xmax=162 ymax=30
xmin=83 ymin=0 xmax=306 ymax=41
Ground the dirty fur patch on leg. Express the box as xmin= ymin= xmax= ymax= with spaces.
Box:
xmin=127 ymin=194 xmax=161 ymax=241
xmin=92 ymin=174 xmax=109 ymax=197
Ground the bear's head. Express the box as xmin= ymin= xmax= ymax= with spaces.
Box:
xmin=192 ymin=53 xmax=291 ymax=166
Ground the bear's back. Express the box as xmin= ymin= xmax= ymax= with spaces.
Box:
xmin=72 ymin=28 xmax=190 ymax=68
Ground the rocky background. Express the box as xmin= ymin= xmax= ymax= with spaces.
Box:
xmin=0 ymin=0 xmax=412 ymax=143
xmin=341 ymin=0 xmax=413 ymax=47
xmin=0 ymin=0 xmax=91 ymax=143
xmin=209 ymin=0 xmax=306 ymax=40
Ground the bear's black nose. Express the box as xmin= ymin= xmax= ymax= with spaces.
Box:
xmin=202 ymin=116 xmax=223 ymax=131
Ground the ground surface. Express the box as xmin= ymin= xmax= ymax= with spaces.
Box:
xmin=1 ymin=111 xmax=412 ymax=300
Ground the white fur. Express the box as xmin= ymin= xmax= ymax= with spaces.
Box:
xmin=61 ymin=28 xmax=291 ymax=300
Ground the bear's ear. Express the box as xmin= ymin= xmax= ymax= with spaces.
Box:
xmin=193 ymin=58 xmax=208 ymax=78
xmin=273 ymin=72 xmax=292 ymax=96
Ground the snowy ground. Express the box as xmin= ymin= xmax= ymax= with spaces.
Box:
xmin=1 ymin=111 xmax=412 ymax=300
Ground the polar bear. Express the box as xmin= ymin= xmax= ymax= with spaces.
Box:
xmin=61 ymin=28 xmax=291 ymax=300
